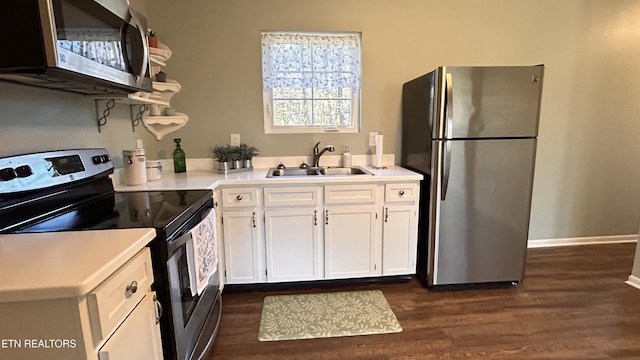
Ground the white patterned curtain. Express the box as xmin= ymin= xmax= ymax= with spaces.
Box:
xmin=261 ymin=32 xmax=361 ymax=90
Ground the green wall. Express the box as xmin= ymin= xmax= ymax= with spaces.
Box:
xmin=0 ymin=0 xmax=638 ymax=241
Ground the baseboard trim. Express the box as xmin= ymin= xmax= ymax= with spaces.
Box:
xmin=528 ymin=234 xmax=638 ymax=248
xmin=626 ymin=275 xmax=640 ymax=290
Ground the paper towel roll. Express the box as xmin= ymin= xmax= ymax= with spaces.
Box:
xmin=375 ymin=134 xmax=383 ymax=168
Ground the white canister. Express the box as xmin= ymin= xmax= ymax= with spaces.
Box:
xmin=146 ymin=160 xmax=163 ymax=181
xmin=123 ymin=149 xmax=147 ymax=185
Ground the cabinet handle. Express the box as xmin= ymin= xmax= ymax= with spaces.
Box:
xmin=325 ymin=209 xmax=329 ymax=225
xmin=399 ymin=190 xmax=405 ymax=196
xmin=214 ymin=200 xmax=218 ymax=207
xmin=252 ymin=211 xmax=256 ymax=228
xmin=153 ymin=294 xmax=163 ymax=324
xmin=126 ymin=281 xmax=138 ymax=294
xmin=236 ymin=195 xmax=243 ymax=201
xmin=314 ymin=210 xmax=317 ymax=226
xmin=385 ymin=207 xmax=389 ymax=222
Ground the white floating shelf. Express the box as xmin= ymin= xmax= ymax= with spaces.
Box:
xmin=149 ymin=42 xmax=172 ymax=62
xmin=153 ymin=80 xmax=181 ymax=92
xmin=126 ymin=93 xmax=170 ymax=106
xmin=142 ymin=112 xmax=189 ymax=140
xmin=149 ymin=80 xmax=181 ymax=103
xmin=150 ymin=55 xmax=167 ymax=67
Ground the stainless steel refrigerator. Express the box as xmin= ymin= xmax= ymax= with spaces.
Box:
xmin=401 ymin=65 xmax=544 ymax=287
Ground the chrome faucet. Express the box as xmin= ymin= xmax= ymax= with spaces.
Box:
xmin=312 ymin=141 xmax=335 ymax=168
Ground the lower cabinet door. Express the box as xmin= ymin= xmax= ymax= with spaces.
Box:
xmin=265 ymin=209 xmax=322 ymax=282
xmin=382 ymin=205 xmax=418 ymax=275
xmin=98 ymin=292 xmax=163 ymax=360
xmin=324 ymin=206 xmax=380 ymax=279
xmin=222 ymin=210 xmax=265 ymax=284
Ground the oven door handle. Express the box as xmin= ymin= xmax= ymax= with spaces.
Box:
xmin=167 ymin=208 xmax=214 ymax=255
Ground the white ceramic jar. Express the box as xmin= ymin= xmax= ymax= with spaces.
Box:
xmin=146 ymin=160 xmax=163 ymax=181
xmin=122 ymin=149 xmax=147 ymax=185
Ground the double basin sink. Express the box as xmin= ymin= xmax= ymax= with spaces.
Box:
xmin=267 ymin=166 xmax=373 ymax=178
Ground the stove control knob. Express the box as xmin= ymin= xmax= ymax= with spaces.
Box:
xmin=0 ymin=167 xmax=17 ymax=181
xmin=14 ymin=165 xmax=33 ymax=178
xmin=92 ymin=155 xmax=102 ymax=165
xmin=101 ymin=154 xmax=111 ymax=163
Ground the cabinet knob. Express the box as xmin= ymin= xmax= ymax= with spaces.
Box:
xmin=236 ymin=195 xmax=243 ymax=201
xmin=126 ymin=281 xmax=138 ymax=294
xmin=399 ymin=190 xmax=405 ymax=196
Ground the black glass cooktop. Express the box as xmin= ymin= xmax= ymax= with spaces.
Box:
xmin=3 ymin=188 xmax=212 ymax=237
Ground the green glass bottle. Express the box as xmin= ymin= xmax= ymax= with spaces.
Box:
xmin=173 ymin=138 xmax=186 ymax=173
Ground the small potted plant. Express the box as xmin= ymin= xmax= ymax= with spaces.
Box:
xmin=238 ymin=143 xmax=260 ymax=168
xmin=147 ymin=30 xmax=158 ymax=48
xmin=212 ymin=144 xmax=232 ymax=172
xmin=230 ymin=146 xmax=243 ymax=169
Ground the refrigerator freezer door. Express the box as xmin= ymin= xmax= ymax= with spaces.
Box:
xmin=439 ymin=66 xmax=543 ymax=139
xmin=430 ymin=138 xmax=536 ymax=285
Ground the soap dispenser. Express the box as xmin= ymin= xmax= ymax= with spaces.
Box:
xmin=342 ymin=145 xmax=352 ymax=167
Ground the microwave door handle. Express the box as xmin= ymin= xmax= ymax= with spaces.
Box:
xmin=128 ymin=9 xmax=149 ymax=85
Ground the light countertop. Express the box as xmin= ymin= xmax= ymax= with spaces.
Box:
xmin=0 ymin=228 xmax=156 ymax=303
xmin=114 ymin=165 xmax=423 ymax=192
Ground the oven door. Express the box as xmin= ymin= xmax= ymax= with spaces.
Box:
xmin=167 ymin=215 xmax=222 ymax=360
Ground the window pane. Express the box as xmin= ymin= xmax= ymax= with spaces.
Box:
xmin=313 ymin=99 xmax=352 ymax=126
xmin=273 ymin=99 xmax=312 ymax=126
xmin=273 ymin=87 xmax=312 ymax=99
xmin=314 ymin=87 xmax=352 ymax=99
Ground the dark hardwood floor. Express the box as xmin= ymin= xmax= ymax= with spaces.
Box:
xmin=208 ymin=243 xmax=640 ymax=359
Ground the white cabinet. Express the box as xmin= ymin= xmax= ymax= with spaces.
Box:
xmin=324 ymin=205 xmax=379 ymax=278
xmin=0 ymin=247 xmax=163 ymax=360
xmin=213 ymin=189 xmax=226 ymax=290
xmin=263 ymin=186 xmax=322 ymax=282
xmin=221 ymin=187 xmax=265 ymax=284
xmin=324 ymin=184 xmax=380 ymax=279
xmin=265 ymin=209 xmax=322 ymax=281
xmin=218 ymin=179 xmax=420 ymax=285
xmin=98 ymin=292 xmax=163 ymax=360
xmin=382 ymin=183 xmax=419 ymax=275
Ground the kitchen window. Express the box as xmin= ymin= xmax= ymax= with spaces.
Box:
xmin=261 ymin=31 xmax=362 ymax=134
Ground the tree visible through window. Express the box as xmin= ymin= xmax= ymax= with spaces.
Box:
xmin=261 ymin=31 xmax=362 ymax=133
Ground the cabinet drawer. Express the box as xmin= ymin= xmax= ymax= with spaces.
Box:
xmin=221 ymin=187 xmax=258 ymax=208
xmin=88 ymin=247 xmax=154 ymax=342
xmin=324 ymin=184 xmax=377 ymax=204
xmin=385 ymin=183 xmax=418 ymax=202
xmin=264 ymin=186 xmax=320 ymax=207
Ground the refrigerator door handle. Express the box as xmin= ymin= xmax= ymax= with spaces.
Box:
xmin=445 ymin=73 xmax=453 ymax=140
xmin=441 ymin=73 xmax=453 ymax=201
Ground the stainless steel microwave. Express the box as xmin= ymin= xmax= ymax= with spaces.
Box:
xmin=0 ymin=0 xmax=152 ymax=95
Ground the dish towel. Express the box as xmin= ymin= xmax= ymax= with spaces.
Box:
xmin=186 ymin=208 xmax=217 ymax=296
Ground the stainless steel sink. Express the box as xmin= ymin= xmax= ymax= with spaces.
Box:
xmin=266 ymin=166 xmax=373 ymax=178
xmin=319 ymin=167 xmax=372 ymax=176
xmin=268 ymin=168 xmax=322 ymax=177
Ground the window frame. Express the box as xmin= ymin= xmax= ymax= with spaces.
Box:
xmin=261 ymin=31 xmax=362 ymax=134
